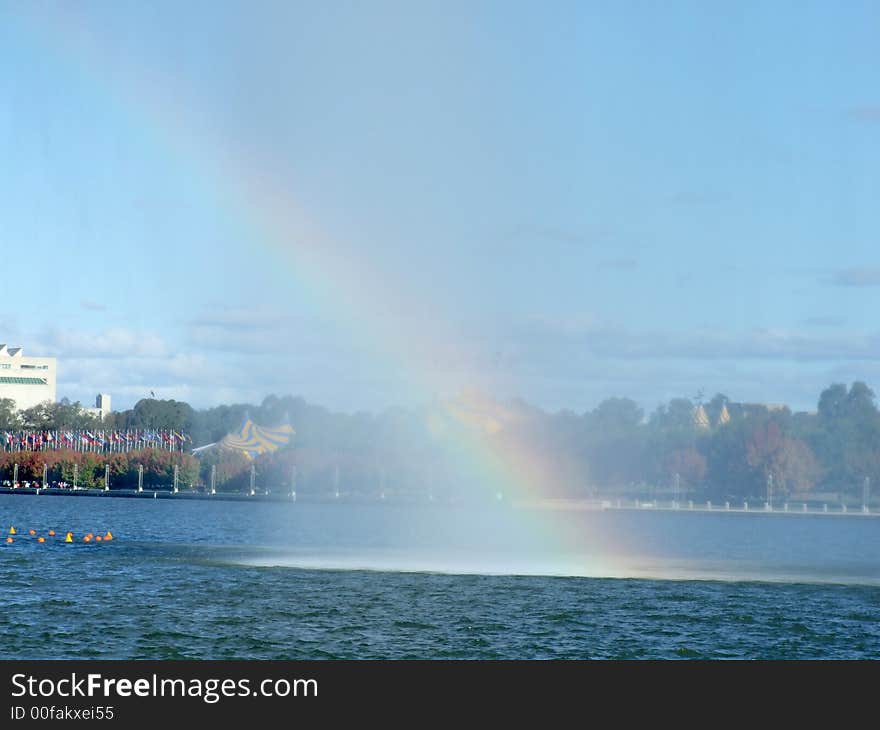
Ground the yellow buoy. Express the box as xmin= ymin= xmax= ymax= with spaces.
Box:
xmin=64 ymin=532 xmax=73 ymax=543
xmin=37 ymin=536 xmax=45 ymax=543
xmin=104 ymin=531 xmax=113 ymax=541
xmin=9 ymin=526 xmax=15 ymax=535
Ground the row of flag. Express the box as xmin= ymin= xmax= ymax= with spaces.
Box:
xmin=2 ymin=429 xmax=191 ymax=453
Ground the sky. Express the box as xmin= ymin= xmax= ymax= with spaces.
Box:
xmin=0 ymin=0 xmax=878 ymax=415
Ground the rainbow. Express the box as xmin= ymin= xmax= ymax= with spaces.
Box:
xmin=13 ymin=6 xmax=628 ymax=575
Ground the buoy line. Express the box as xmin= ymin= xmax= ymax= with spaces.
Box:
xmin=5 ymin=526 xmax=114 ymax=544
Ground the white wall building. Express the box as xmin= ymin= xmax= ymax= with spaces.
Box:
xmin=0 ymin=345 xmax=57 ymax=411
xmin=82 ymin=393 xmax=112 ymax=421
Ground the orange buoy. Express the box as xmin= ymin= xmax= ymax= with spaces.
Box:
xmin=95 ymin=535 xmax=103 ymax=542
xmin=8 ymin=526 xmax=15 ymax=535
xmin=37 ymin=536 xmax=45 ymax=543
xmin=64 ymin=532 xmax=73 ymax=543
xmin=5 ymin=537 xmax=12 ymax=544
xmin=48 ymin=530 xmax=55 ymax=537
xmin=83 ymin=535 xmax=91 ymax=542
xmin=104 ymin=531 xmax=113 ymax=541
xmin=28 ymin=529 xmax=36 ymax=536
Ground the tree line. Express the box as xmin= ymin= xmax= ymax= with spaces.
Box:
xmin=0 ymin=448 xmax=200 ymax=490
xmin=2 ymin=383 xmax=880 ymax=501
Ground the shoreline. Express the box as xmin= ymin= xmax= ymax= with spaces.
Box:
xmin=0 ymin=486 xmax=295 ymax=503
xmin=513 ymin=497 xmax=880 ymax=517
xmin=2 ymin=488 xmax=878 ymax=516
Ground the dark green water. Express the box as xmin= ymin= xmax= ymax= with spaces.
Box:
xmin=2 ymin=494 xmax=879 ymax=659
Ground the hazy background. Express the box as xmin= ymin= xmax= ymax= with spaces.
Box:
xmin=1 ymin=1 xmax=878 ymax=414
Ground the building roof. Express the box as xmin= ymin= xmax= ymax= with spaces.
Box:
xmin=693 ymin=404 xmax=710 ymax=429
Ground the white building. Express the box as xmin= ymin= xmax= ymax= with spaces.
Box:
xmin=82 ymin=393 xmax=112 ymax=421
xmin=0 ymin=345 xmax=57 ymax=411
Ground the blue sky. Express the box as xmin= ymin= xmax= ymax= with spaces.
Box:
xmin=1 ymin=1 xmax=878 ymax=414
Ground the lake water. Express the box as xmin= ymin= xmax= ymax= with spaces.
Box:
xmin=2 ymin=494 xmax=879 ymax=659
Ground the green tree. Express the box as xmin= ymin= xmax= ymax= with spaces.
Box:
xmin=649 ymin=398 xmax=697 ymax=432
xmin=0 ymin=398 xmax=21 ymax=431
xmin=664 ymin=447 xmax=707 ymax=490
xmin=20 ymin=399 xmax=101 ymax=430
xmin=591 ymin=397 xmax=644 ymax=432
xmin=113 ymin=398 xmax=196 ymax=434
xmin=706 ymin=414 xmax=765 ymax=500
xmin=815 ymin=382 xmax=880 ymax=494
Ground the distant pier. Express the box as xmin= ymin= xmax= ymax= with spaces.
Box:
xmin=511 ymin=496 xmax=880 ymax=518
xmin=3 ymin=487 xmax=878 ymax=515
xmin=593 ymin=498 xmax=880 ymax=518
xmin=0 ymin=486 xmax=295 ymax=503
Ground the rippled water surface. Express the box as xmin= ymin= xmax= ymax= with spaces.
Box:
xmin=2 ymin=494 xmax=879 ymax=659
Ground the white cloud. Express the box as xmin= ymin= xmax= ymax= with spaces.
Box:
xmin=598 ymin=258 xmax=638 ymax=271
xmin=79 ymin=300 xmax=107 ymax=312
xmin=37 ymin=327 xmax=169 ymax=359
xmin=24 ymin=310 xmax=880 ymax=417
xmin=802 ymin=315 xmax=847 ymax=328
xmin=831 ymin=267 xmax=880 ymax=287
xmin=185 ymin=307 xmax=350 ymax=355
xmin=506 ymin=318 xmax=880 ymax=363
xmin=848 ymin=105 xmax=880 ymax=124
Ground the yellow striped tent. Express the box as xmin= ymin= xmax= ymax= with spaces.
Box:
xmin=218 ymin=417 xmax=295 ymax=460
xmin=693 ymin=404 xmax=710 ymax=430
